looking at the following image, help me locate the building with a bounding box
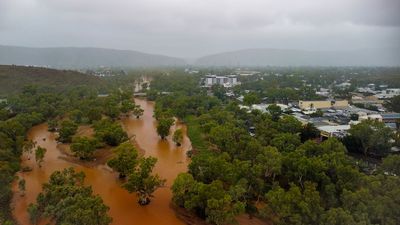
[204,75,239,88]
[298,100,349,110]
[351,95,383,105]
[316,88,330,97]
[381,113,400,123]
[318,125,351,138]
[358,113,383,122]
[336,82,351,89]
[374,89,400,99]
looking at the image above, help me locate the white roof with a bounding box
[318,125,350,134]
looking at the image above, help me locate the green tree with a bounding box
[256,146,282,180]
[268,104,282,121]
[94,119,128,146]
[156,117,174,139]
[300,123,320,142]
[381,155,400,176]
[18,178,26,196]
[321,208,357,225]
[35,146,46,167]
[27,168,112,225]
[385,95,400,112]
[70,136,98,160]
[123,157,165,205]
[27,204,39,225]
[23,139,36,154]
[87,107,102,123]
[211,84,226,101]
[107,142,138,178]
[173,129,184,146]
[47,119,58,132]
[310,109,324,117]
[70,109,84,123]
[132,105,144,119]
[263,182,323,225]
[271,133,301,153]
[348,119,393,156]
[277,115,302,134]
[120,100,135,115]
[58,120,78,143]
[206,194,245,225]
[103,100,120,119]
[243,92,260,106]
[172,174,245,225]
[171,173,197,207]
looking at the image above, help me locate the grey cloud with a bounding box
[0,0,399,57]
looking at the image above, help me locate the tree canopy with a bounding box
[27,168,112,225]
[123,157,165,205]
[107,142,138,178]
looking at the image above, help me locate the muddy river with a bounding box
[12,98,191,225]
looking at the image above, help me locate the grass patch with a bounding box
[184,115,208,152]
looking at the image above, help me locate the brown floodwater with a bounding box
[12,98,190,225]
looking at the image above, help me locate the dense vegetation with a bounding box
[1,66,399,225]
[0,65,105,96]
[27,168,112,225]
[0,67,143,224]
[149,72,400,225]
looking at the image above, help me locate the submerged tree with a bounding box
[70,136,98,160]
[94,119,128,146]
[23,139,36,154]
[27,168,112,225]
[58,120,78,143]
[173,129,184,146]
[156,117,174,139]
[18,178,26,196]
[27,204,39,225]
[47,119,58,132]
[132,105,144,119]
[35,146,46,167]
[107,142,138,178]
[123,157,165,205]
[120,100,136,115]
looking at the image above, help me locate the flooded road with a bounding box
[12,98,191,225]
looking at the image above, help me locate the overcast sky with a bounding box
[0,0,399,58]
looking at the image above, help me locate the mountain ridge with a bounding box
[1,45,399,68]
[195,48,400,67]
[0,45,186,68]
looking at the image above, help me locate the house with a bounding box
[298,100,349,110]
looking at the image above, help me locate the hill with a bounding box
[195,48,400,67]
[0,45,186,69]
[0,65,103,96]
